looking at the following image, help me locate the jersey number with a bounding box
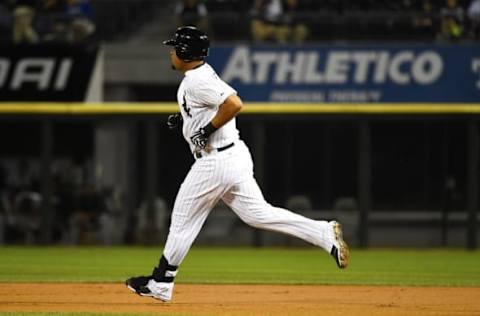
[182,93,192,117]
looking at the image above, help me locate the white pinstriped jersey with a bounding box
[177,63,239,153]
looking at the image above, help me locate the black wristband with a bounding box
[202,122,218,137]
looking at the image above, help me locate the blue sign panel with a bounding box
[208,44,480,102]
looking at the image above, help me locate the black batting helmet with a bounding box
[163,26,209,61]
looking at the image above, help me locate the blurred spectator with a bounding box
[250,0,308,43]
[41,0,69,43]
[68,183,107,244]
[65,0,95,44]
[174,0,209,31]
[41,0,95,44]
[10,0,39,43]
[11,159,38,190]
[251,0,289,42]
[98,186,125,246]
[11,190,42,244]
[0,158,115,245]
[283,0,309,43]
[468,0,480,38]
[134,197,167,244]
[0,160,42,244]
[51,162,76,241]
[438,0,465,41]
[413,0,438,38]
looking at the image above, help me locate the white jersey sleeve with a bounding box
[191,77,235,109]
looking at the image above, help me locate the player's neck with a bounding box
[181,60,205,73]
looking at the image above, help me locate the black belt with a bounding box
[194,142,234,159]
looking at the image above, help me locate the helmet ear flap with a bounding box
[175,43,190,61]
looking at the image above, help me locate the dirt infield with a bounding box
[1,283,479,315]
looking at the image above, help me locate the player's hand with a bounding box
[190,127,209,149]
[167,113,182,130]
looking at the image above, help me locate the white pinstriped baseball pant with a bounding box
[163,141,333,266]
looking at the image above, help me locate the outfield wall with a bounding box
[0,102,478,248]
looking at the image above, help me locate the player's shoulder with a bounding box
[185,64,221,88]
[187,63,218,77]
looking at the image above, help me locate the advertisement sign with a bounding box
[0,44,99,102]
[209,44,480,102]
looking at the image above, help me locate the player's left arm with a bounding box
[190,94,242,149]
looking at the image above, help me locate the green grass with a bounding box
[0,247,479,286]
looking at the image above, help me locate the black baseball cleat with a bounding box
[126,275,152,295]
[126,276,174,301]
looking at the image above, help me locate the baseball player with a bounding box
[126,26,349,302]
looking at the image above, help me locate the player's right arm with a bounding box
[190,94,242,149]
[210,94,242,129]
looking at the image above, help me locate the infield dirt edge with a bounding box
[1,283,480,316]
